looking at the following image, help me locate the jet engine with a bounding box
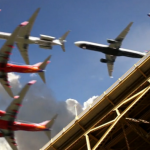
[107,39,117,44]
[100,58,108,63]
[39,45,52,49]
[39,35,55,49]
[40,34,55,41]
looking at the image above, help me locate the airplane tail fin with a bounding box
[38,55,51,83]
[59,30,70,52]
[41,114,58,140]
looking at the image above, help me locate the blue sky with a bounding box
[1,0,150,104]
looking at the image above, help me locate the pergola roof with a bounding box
[41,52,150,150]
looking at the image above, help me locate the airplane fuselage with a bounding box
[0,111,48,132]
[0,32,56,48]
[75,41,146,58]
[0,120,48,134]
[0,63,42,73]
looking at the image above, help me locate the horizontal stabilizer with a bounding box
[38,72,46,83]
[43,114,58,139]
[45,130,51,140]
[38,55,51,83]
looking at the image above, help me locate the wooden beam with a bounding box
[113,86,149,111]
[87,120,115,134]
[85,134,91,150]
[77,122,98,141]
[134,64,147,78]
[116,109,120,116]
[124,119,150,145]
[104,92,115,106]
[61,80,150,150]
[51,145,57,150]
[76,122,85,131]
[121,123,130,150]
[92,86,150,150]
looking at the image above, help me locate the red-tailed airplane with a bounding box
[0,21,51,98]
[0,80,57,150]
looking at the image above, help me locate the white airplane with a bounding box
[75,22,146,77]
[0,8,70,65]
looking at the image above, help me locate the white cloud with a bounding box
[30,73,37,77]
[8,73,21,88]
[66,95,99,115]
[66,99,82,115]
[0,138,11,150]
[83,95,98,110]
[0,73,21,98]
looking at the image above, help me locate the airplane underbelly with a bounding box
[104,48,119,55]
[119,51,144,58]
[82,44,106,52]
[94,47,119,55]
[6,66,36,73]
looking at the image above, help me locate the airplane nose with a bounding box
[74,42,81,47]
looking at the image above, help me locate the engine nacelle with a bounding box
[100,58,108,63]
[107,39,117,44]
[39,45,52,49]
[40,34,55,41]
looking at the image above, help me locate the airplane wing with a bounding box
[0,81,36,150]
[105,54,116,77]
[0,73,13,97]
[5,135,18,150]
[16,43,29,64]
[17,8,40,65]
[109,22,133,49]
[0,129,18,150]
[0,80,36,122]
[0,23,25,98]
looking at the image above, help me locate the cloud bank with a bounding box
[0,73,98,150]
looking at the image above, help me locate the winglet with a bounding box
[19,21,29,27]
[28,80,37,85]
[14,95,20,99]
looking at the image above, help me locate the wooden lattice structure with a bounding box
[41,52,150,150]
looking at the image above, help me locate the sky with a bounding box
[0,0,150,149]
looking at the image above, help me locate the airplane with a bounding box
[0,21,51,98]
[0,8,70,64]
[0,80,57,150]
[147,13,150,17]
[74,22,146,77]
